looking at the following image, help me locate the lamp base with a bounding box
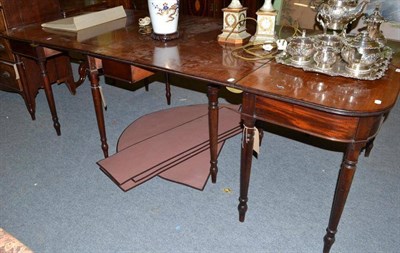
[218,6,250,45]
[218,30,251,45]
[250,34,277,45]
[250,9,278,45]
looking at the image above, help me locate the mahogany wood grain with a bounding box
[235,61,400,115]
[108,0,133,9]
[255,97,363,142]
[2,13,265,87]
[59,0,133,17]
[14,54,35,118]
[38,59,61,135]
[1,0,62,28]
[0,37,13,61]
[88,55,109,157]
[208,84,220,183]
[184,0,210,16]
[164,73,171,105]
[238,92,256,222]
[101,58,155,83]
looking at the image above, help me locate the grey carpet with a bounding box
[1,63,399,253]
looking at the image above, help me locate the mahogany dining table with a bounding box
[2,10,399,253]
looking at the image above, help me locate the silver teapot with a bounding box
[316,0,369,33]
[341,30,384,74]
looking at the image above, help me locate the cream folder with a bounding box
[41,5,126,32]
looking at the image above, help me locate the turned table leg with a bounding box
[238,116,256,222]
[208,84,219,183]
[38,59,61,136]
[323,142,364,253]
[165,73,171,105]
[238,92,257,222]
[87,56,108,158]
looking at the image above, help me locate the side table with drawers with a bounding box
[0,0,76,125]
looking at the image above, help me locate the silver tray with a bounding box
[275,46,393,80]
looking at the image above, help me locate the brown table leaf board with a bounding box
[97,104,241,191]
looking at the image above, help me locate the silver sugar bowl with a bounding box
[286,31,315,64]
[313,45,340,70]
[341,31,385,74]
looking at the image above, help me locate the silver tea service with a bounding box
[275,2,393,80]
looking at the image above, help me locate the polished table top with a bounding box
[236,58,400,116]
[3,10,399,116]
[2,10,266,87]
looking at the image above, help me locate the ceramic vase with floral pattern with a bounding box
[148,0,180,41]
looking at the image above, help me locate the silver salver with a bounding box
[275,45,393,80]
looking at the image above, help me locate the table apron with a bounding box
[248,96,384,143]
[101,58,155,84]
[9,40,62,60]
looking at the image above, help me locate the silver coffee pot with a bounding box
[364,5,386,44]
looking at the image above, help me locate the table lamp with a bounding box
[218,0,251,44]
[250,0,278,44]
